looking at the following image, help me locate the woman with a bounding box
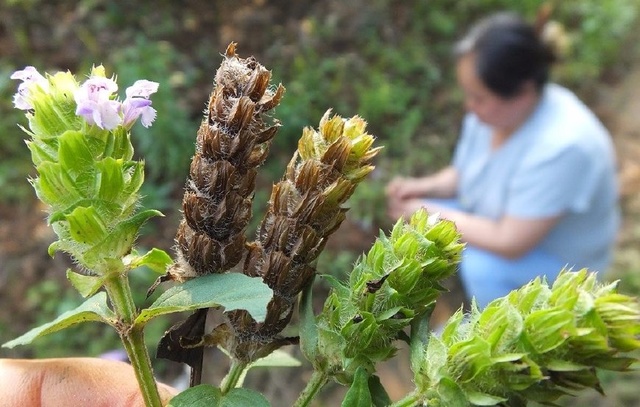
[386,12,620,308]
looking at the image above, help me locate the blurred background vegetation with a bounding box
[1,0,639,405]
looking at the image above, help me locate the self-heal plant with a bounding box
[4,64,273,407]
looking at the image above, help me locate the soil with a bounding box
[1,36,640,407]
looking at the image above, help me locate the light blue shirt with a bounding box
[452,83,620,273]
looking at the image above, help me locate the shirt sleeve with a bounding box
[506,145,598,218]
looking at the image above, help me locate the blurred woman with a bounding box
[386,12,619,308]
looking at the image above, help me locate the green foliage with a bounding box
[2,292,115,349]
[135,273,272,326]
[168,384,270,407]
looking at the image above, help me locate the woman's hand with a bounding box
[387,196,426,221]
[0,357,177,407]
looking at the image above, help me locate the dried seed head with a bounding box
[169,43,284,281]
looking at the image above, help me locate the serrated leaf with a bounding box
[135,273,272,326]
[342,366,372,407]
[2,292,114,348]
[168,385,221,407]
[66,269,105,297]
[422,335,447,384]
[35,162,82,208]
[128,248,173,274]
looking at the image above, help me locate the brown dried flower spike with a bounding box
[170,42,284,280]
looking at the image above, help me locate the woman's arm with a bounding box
[426,201,561,259]
[386,166,459,200]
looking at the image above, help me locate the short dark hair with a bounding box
[455,12,555,98]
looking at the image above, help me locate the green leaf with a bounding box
[342,366,372,407]
[436,377,468,407]
[135,273,272,326]
[546,359,589,372]
[524,308,574,353]
[128,248,173,274]
[220,388,270,407]
[168,385,221,407]
[66,269,105,297]
[466,391,507,406]
[299,277,319,362]
[422,335,448,385]
[410,307,432,374]
[2,292,114,348]
[368,375,392,407]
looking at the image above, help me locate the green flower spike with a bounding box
[292,209,463,407]
[316,210,462,379]
[412,269,640,407]
[13,65,161,282]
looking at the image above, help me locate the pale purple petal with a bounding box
[125,80,159,99]
[121,80,159,128]
[74,76,118,106]
[13,85,33,110]
[10,66,46,82]
[74,76,121,129]
[10,66,49,110]
[139,106,157,128]
[93,100,122,130]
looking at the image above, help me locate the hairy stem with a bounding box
[220,359,248,395]
[104,274,162,407]
[389,391,423,407]
[293,369,330,407]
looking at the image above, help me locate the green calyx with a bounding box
[418,269,640,406]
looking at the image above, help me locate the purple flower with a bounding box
[10,66,49,110]
[122,80,159,128]
[74,76,122,130]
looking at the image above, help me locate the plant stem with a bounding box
[104,273,163,407]
[389,391,423,407]
[220,359,248,394]
[293,369,330,407]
